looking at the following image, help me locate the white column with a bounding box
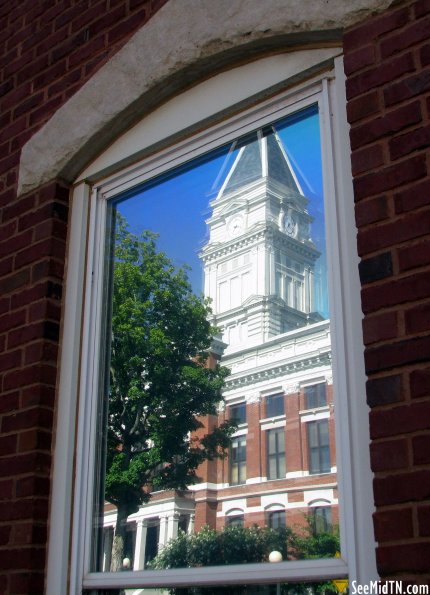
[158,515,168,550]
[133,519,148,571]
[166,513,180,543]
[188,514,195,535]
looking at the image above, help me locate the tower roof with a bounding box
[219,126,303,199]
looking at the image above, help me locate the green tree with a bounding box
[105,216,235,570]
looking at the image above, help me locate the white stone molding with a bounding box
[18,0,393,196]
[245,392,261,404]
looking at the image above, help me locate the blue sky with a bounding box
[115,104,329,317]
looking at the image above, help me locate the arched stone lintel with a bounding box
[18,0,394,196]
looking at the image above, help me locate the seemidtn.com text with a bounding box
[351,582,429,595]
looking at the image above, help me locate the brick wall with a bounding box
[344,0,430,582]
[0,2,167,594]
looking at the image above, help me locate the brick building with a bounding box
[1,0,430,593]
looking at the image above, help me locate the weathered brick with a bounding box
[346,90,380,124]
[394,179,430,213]
[410,367,430,399]
[374,470,430,506]
[359,252,393,284]
[362,310,398,345]
[380,15,430,58]
[384,68,430,107]
[405,303,430,335]
[377,543,430,575]
[1,405,54,433]
[346,52,415,100]
[350,101,422,150]
[355,195,389,227]
[343,7,410,52]
[389,124,430,161]
[370,438,408,471]
[366,374,403,408]
[358,208,430,255]
[351,143,385,175]
[370,401,430,439]
[365,335,430,373]
[374,507,413,542]
[412,433,430,465]
[421,42,430,67]
[417,504,430,536]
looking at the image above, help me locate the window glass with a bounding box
[266,428,286,480]
[265,394,285,418]
[230,402,246,424]
[307,420,331,474]
[267,510,286,530]
[90,105,339,577]
[304,383,327,409]
[313,506,333,534]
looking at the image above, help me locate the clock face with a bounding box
[284,214,297,237]
[228,216,244,238]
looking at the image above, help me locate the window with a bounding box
[48,54,377,593]
[307,420,331,474]
[312,506,332,534]
[230,436,247,485]
[304,383,327,409]
[267,510,286,530]
[265,394,284,418]
[266,428,286,480]
[226,513,245,527]
[230,402,246,424]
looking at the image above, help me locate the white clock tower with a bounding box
[200,126,322,353]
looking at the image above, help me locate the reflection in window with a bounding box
[312,506,332,534]
[307,420,331,474]
[230,402,247,424]
[266,394,285,418]
[304,383,327,409]
[230,436,247,485]
[267,509,286,530]
[92,105,338,576]
[267,428,286,480]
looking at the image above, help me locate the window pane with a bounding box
[92,105,340,576]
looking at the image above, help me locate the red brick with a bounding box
[0,256,13,277]
[10,281,62,310]
[418,504,430,536]
[365,335,430,373]
[108,7,148,44]
[0,309,26,333]
[374,470,430,506]
[0,151,20,176]
[51,30,87,63]
[1,81,32,111]
[355,195,389,227]
[1,269,31,295]
[366,374,404,408]
[374,507,413,542]
[17,201,68,233]
[343,7,410,52]
[347,90,381,124]
[410,367,430,398]
[350,101,422,150]
[25,340,58,366]
[358,208,430,255]
[380,15,430,58]
[7,322,46,349]
[405,302,430,335]
[389,124,430,161]
[12,91,44,119]
[394,179,430,213]
[377,542,430,575]
[346,52,415,100]
[0,435,17,458]
[421,42,430,67]
[33,60,67,90]
[370,438,408,471]
[0,349,22,371]
[54,2,87,30]
[344,44,376,76]
[413,433,430,465]
[370,401,430,439]
[21,384,55,409]
[0,452,51,478]
[18,428,52,452]
[1,405,54,433]
[416,0,430,17]
[70,1,107,33]
[384,67,430,107]
[0,391,19,414]
[16,476,50,499]
[351,143,385,175]
[0,478,14,500]
[47,67,82,97]
[31,258,65,283]
[362,310,398,345]
[14,237,66,269]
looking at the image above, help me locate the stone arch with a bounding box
[18,0,392,195]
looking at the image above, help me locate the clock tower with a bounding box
[200,126,323,353]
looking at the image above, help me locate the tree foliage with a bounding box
[150,521,339,594]
[105,216,235,558]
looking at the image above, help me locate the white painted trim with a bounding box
[45,182,90,595]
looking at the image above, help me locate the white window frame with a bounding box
[47,55,377,594]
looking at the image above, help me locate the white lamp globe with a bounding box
[269,550,283,563]
[122,557,131,569]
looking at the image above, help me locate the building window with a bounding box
[312,506,332,534]
[307,420,330,474]
[265,394,284,418]
[267,510,286,530]
[230,436,247,485]
[230,402,246,424]
[267,428,286,480]
[226,513,244,527]
[49,53,377,592]
[304,383,327,409]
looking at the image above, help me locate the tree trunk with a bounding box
[110,505,129,572]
